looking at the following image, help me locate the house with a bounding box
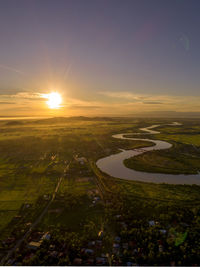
[160,229,167,234]
[41,232,51,241]
[84,248,94,255]
[27,241,41,250]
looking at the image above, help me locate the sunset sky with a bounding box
[0,0,200,116]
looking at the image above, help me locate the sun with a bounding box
[46,92,62,109]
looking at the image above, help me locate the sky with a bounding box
[0,0,200,116]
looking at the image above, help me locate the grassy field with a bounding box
[40,173,104,233]
[157,124,200,146]
[124,146,200,174]
[0,158,57,230]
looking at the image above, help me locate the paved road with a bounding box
[1,164,69,265]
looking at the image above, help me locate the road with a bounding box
[1,164,69,265]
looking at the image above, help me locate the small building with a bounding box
[84,248,94,255]
[160,229,167,234]
[27,241,41,250]
[41,232,51,241]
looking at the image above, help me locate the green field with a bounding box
[124,122,200,174]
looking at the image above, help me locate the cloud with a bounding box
[99,91,168,104]
[99,91,143,100]
[142,101,163,104]
[70,105,101,109]
[13,92,45,100]
[1,89,200,116]
[0,64,24,75]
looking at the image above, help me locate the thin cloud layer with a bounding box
[1,89,200,116]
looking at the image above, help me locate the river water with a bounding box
[96,123,200,184]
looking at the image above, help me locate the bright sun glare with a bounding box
[46,92,62,109]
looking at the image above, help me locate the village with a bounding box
[0,154,197,266]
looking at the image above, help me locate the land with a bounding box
[124,123,200,174]
[0,117,199,265]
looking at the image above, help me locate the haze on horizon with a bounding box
[0,0,200,117]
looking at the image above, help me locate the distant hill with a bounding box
[5,120,24,126]
[129,111,200,118]
[33,116,114,124]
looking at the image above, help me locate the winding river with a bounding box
[96,122,200,185]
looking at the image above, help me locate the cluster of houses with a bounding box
[27,232,51,250]
[4,215,189,266]
[24,229,109,265]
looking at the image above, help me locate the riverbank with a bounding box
[97,124,200,184]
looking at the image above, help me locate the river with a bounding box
[96,122,200,185]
